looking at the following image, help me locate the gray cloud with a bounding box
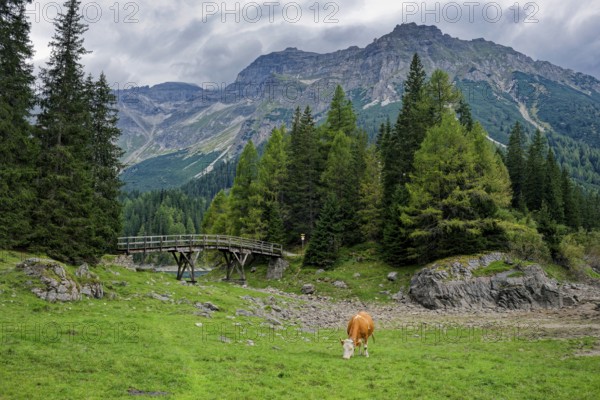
[28,0,600,88]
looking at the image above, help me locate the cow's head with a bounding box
[340,338,355,359]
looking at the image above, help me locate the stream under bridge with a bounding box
[117,235,283,284]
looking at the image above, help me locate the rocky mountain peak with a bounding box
[390,22,443,37]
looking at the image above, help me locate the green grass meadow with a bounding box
[0,251,598,399]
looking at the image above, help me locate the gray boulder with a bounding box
[202,302,220,311]
[387,272,398,282]
[333,280,348,289]
[301,284,316,295]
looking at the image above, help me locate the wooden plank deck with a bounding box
[117,234,283,257]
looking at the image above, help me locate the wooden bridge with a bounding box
[117,235,283,284]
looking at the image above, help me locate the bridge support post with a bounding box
[171,251,200,283]
[222,250,253,284]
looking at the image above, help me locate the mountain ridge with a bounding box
[116,23,600,192]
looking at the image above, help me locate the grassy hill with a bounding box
[0,250,598,399]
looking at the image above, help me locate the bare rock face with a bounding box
[409,253,576,310]
[266,258,289,280]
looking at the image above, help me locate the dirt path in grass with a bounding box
[250,284,600,341]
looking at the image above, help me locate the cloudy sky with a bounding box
[28,0,600,88]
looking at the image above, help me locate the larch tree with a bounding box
[229,140,260,237]
[393,114,511,264]
[256,126,288,243]
[201,190,232,235]
[425,69,462,125]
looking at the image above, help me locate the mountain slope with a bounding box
[116,23,600,191]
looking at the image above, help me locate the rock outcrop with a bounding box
[75,264,104,299]
[409,253,577,310]
[266,258,289,280]
[17,259,104,302]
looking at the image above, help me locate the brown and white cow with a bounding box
[340,311,374,359]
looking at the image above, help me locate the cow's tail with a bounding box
[371,333,375,343]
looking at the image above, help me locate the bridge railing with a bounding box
[117,234,283,256]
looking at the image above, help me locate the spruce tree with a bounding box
[321,130,363,244]
[325,85,357,138]
[0,0,36,248]
[265,202,285,244]
[561,168,581,229]
[505,122,526,209]
[34,0,97,262]
[86,72,123,254]
[284,107,321,243]
[319,86,365,245]
[543,149,564,223]
[303,194,342,269]
[358,146,383,241]
[523,130,546,212]
[382,53,427,203]
[457,96,474,131]
[376,118,391,149]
